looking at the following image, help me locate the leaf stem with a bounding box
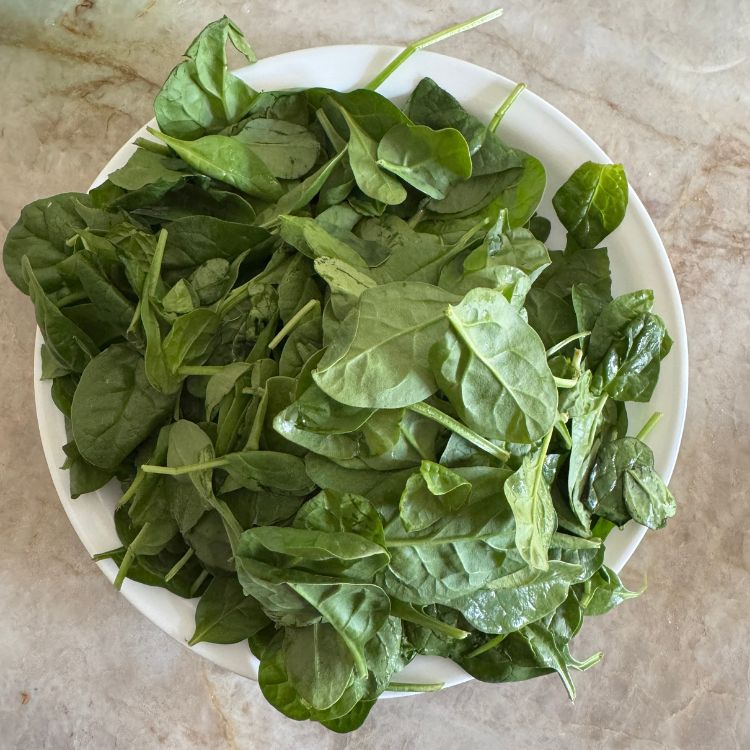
[553,375,579,389]
[55,291,89,308]
[217,265,277,316]
[408,207,426,228]
[364,7,504,90]
[554,415,573,449]
[390,598,470,639]
[92,546,126,562]
[635,411,662,442]
[571,651,603,672]
[164,547,194,582]
[148,229,168,298]
[134,136,172,156]
[117,468,145,508]
[386,681,445,693]
[531,427,554,499]
[488,82,526,133]
[241,386,266,396]
[178,365,226,377]
[406,402,510,463]
[189,569,210,597]
[114,522,151,590]
[464,632,507,659]
[141,458,229,475]
[546,331,590,358]
[268,299,319,349]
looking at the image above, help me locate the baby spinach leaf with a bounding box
[189,575,269,645]
[283,624,356,711]
[592,312,671,402]
[399,460,472,532]
[552,162,628,249]
[235,118,320,179]
[23,258,99,373]
[581,565,642,616]
[587,437,676,528]
[431,288,557,443]
[504,434,557,570]
[71,345,175,470]
[336,107,406,206]
[3,192,87,295]
[289,582,390,678]
[150,130,283,200]
[406,77,486,153]
[314,282,458,408]
[381,467,515,605]
[155,16,257,140]
[62,440,114,498]
[376,123,472,200]
[222,451,315,495]
[107,147,189,192]
[587,289,654,367]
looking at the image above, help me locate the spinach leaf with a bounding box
[189,575,269,645]
[587,437,676,528]
[552,162,628,249]
[504,434,557,570]
[3,192,87,295]
[71,345,175,470]
[235,118,320,179]
[155,16,257,139]
[313,282,458,408]
[431,288,557,443]
[376,124,472,200]
[23,257,99,373]
[150,130,284,200]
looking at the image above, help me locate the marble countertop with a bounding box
[1,1,748,748]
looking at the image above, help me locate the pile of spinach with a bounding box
[3,12,676,733]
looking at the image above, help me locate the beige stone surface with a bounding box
[0,1,748,747]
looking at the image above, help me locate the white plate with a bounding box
[33,44,688,695]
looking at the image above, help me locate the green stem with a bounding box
[408,206,426,228]
[114,522,151,590]
[554,415,572,450]
[553,375,579,389]
[148,229,168,298]
[92,546,125,562]
[134,136,172,156]
[268,299,319,349]
[390,598,470,639]
[488,82,526,133]
[245,393,268,452]
[546,331,590,358]
[241,386,266,397]
[531,427,554,498]
[636,411,662,442]
[386,681,444,693]
[179,365,226,377]
[117,469,145,508]
[141,458,229,476]
[189,569,210,597]
[365,7,504,90]
[55,291,89,308]
[217,266,275,316]
[407,402,510,463]
[572,651,603,672]
[126,299,142,337]
[571,347,584,372]
[316,108,347,151]
[591,517,615,541]
[464,633,507,659]
[164,548,194,582]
